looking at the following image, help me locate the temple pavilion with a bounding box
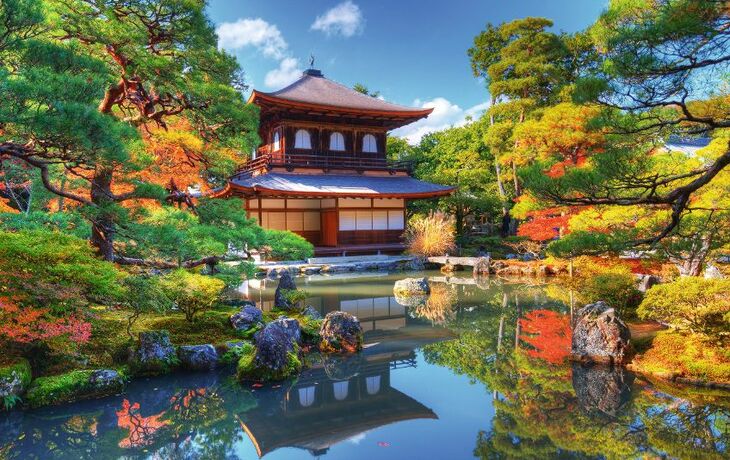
[219,68,454,256]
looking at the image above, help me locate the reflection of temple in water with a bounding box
[243,273,425,334]
[240,335,447,458]
[238,275,453,457]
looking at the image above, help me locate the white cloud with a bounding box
[311,1,364,37]
[217,18,287,59]
[391,98,490,144]
[264,57,303,88]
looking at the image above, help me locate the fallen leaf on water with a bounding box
[377,442,390,447]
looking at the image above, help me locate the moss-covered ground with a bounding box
[630,331,730,385]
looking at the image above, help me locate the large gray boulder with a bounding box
[320,311,363,353]
[393,277,430,296]
[265,317,302,347]
[302,305,322,320]
[571,301,632,365]
[274,271,298,310]
[130,330,178,375]
[237,322,302,382]
[230,304,264,331]
[89,369,125,390]
[177,345,219,371]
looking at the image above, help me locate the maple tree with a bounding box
[518,310,571,365]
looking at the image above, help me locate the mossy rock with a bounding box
[25,369,126,409]
[236,343,302,382]
[128,330,180,376]
[0,359,32,410]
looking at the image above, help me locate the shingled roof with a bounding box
[248,69,433,117]
[230,172,454,198]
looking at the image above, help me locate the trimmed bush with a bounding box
[160,270,225,322]
[638,277,730,339]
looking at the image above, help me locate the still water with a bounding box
[1,271,728,459]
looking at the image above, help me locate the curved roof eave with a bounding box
[248,91,434,120]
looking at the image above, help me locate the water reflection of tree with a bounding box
[423,289,730,459]
[412,283,458,326]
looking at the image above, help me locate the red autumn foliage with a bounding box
[517,208,573,242]
[0,296,91,344]
[116,399,171,448]
[519,309,572,365]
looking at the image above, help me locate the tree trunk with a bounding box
[90,167,116,261]
[674,234,712,277]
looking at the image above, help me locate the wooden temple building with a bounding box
[221,68,454,256]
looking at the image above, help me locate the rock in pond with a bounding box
[274,271,299,310]
[26,369,125,408]
[571,301,632,365]
[230,303,264,331]
[473,256,491,276]
[178,344,219,371]
[237,323,302,382]
[572,363,634,417]
[129,330,179,375]
[393,277,430,296]
[262,317,302,347]
[302,305,322,320]
[320,311,364,353]
[0,359,32,409]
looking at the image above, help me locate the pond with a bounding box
[1,271,728,459]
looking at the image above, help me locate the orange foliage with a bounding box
[517,207,574,242]
[0,296,91,344]
[519,309,572,365]
[116,399,170,448]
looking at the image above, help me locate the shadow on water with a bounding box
[0,271,728,459]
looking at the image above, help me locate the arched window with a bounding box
[330,132,345,151]
[294,129,311,149]
[362,134,378,153]
[333,381,349,401]
[366,375,381,395]
[298,386,316,407]
[272,130,281,151]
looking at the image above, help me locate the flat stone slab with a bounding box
[256,255,417,277]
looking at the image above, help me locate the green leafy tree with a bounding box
[408,122,500,236]
[159,269,225,323]
[524,0,730,249]
[469,18,577,235]
[0,0,259,262]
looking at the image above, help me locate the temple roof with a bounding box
[229,172,455,198]
[248,69,433,119]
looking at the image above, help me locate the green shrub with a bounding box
[637,278,730,339]
[578,266,641,315]
[160,270,225,322]
[632,331,730,383]
[0,359,32,410]
[262,229,314,261]
[0,229,123,313]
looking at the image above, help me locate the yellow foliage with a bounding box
[404,212,456,257]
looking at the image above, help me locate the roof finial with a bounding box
[309,53,315,69]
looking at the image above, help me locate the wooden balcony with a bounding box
[235,151,413,176]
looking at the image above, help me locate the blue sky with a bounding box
[208,0,607,142]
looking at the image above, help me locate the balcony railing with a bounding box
[235,152,413,176]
